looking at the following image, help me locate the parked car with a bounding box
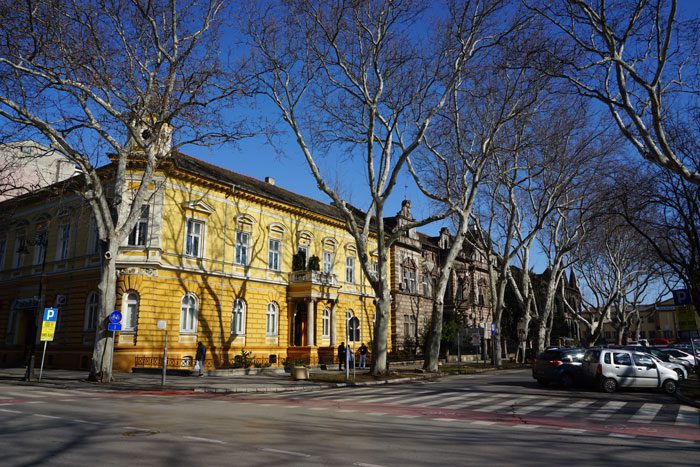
[622,346,689,381]
[532,348,585,388]
[582,348,679,394]
[660,348,698,368]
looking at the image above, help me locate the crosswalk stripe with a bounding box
[6,392,43,399]
[627,403,663,424]
[392,393,448,406]
[513,398,561,415]
[547,399,597,417]
[474,395,537,412]
[421,393,474,407]
[588,401,627,420]
[444,394,511,410]
[675,406,700,426]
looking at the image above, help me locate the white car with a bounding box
[582,348,679,394]
[661,348,697,368]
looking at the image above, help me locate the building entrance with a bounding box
[292,302,307,346]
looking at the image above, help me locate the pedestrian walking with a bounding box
[358,342,368,369]
[338,342,346,371]
[195,341,206,377]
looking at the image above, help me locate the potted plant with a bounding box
[285,358,309,380]
[307,255,320,271]
[292,253,306,271]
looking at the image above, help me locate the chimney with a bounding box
[265,177,276,185]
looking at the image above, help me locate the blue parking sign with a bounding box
[43,308,58,322]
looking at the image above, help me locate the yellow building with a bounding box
[0,152,381,372]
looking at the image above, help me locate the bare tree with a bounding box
[528,0,700,184]
[409,29,541,371]
[615,164,700,318]
[0,0,242,381]
[243,0,513,375]
[568,221,658,345]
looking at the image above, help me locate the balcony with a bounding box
[287,270,340,300]
[289,270,338,287]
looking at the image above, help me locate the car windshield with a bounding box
[583,350,600,363]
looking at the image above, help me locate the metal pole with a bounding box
[161,330,168,386]
[38,341,48,382]
[24,235,47,382]
[345,318,349,382]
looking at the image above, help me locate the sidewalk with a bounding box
[0,367,342,394]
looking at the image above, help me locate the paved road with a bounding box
[1,369,698,466]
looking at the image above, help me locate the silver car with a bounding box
[661,348,698,368]
[582,348,679,394]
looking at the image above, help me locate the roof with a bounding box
[172,151,348,223]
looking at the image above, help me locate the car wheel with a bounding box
[601,377,617,393]
[560,373,574,389]
[662,379,677,394]
[674,369,685,381]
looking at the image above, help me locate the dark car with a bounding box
[532,348,585,388]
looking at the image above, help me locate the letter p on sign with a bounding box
[43,307,58,322]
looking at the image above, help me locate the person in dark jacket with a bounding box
[195,342,206,377]
[338,342,346,371]
[358,342,368,369]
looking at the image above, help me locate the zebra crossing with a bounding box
[261,385,700,428]
[0,387,104,405]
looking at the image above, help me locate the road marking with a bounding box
[354,463,388,467]
[419,393,470,407]
[27,401,47,404]
[609,433,635,439]
[183,435,226,445]
[627,403,663,424]
[32,390,72,397]
[397,414,420,419]
[589,401,626,420]
[33,414,61,419]
[283,405,299,409]
[339,409,357,413]
[474,395,537,412]
[261,448,311,458]
[514,424,541,429]
[560,428,587,434]
[310,407,325,411]
[433,418,457,422]
[665,438,694,444]
[548,399,596,417]
[470,421,496,426]
[367,412,387,416]
[0,408,21,413]
[59,399,77,402]
[513,398,560,415]
[396,393,449,406]
[444,394,509,410]
[675,406,700,426]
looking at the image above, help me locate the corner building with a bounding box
[0,152,380,371]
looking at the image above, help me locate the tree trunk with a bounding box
[89,243,117,382]
[371,281,392,376]
[518,313,531,363]
[423,299,445,372]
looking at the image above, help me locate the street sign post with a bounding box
[38,308,58,381]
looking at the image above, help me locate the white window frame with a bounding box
[56,223,71,261]
[127,205,150,247]
[266,302,278,336]
[323,251,333,274]
[185,219,204,257]
[268,238,281,271]
[123,291,139,331]
[231,298,246,336]
[235,231,250,265]
[297,245,309,266]
[322,308,330,338]
[345,256,355,283]
[32,232,47,266]
[180,293,198,333]
[402,265,416,293]
[84,291,99,331]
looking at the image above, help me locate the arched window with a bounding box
[123,291,139,331]
[180,293,198,333]
[266,302,278,336]
[346,310,360,342]
[322,308,331,338]
[231,298,246,335]
[84,291,99,331]
[456,278,465,301]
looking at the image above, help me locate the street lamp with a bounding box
[20,231,49,381]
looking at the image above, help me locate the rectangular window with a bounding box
[322,309,330,337]
[323,251,333,274]
[14,233,26,268]
[0,238,6,270]
[185,219,204,257]
[87,224,100,255]
[32,232,47,266]
[235,231,250,265]
[345,256,355,283]
[56,223,70,260]
[268,239,281,270]
[402,268,416,293]
[297,245,309,266]
[127,205,149,246]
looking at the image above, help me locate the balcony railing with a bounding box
[289,270,338,287]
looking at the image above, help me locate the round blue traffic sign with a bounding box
[109,310,122,324]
